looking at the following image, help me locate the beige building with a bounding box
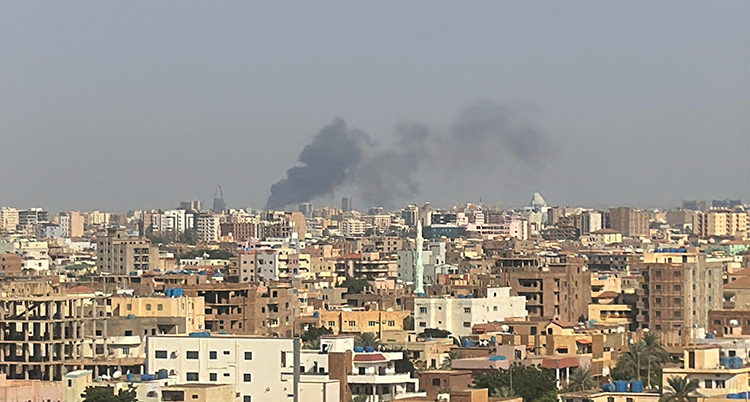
[694,209,748,238]
[663,346,750,398]
[319,309,410,336]
[59,211,84,238]
[608,207,650,238]
[580,229,622,247]
[111,296,205,333]
[0,207,19,234]
[96,228,159,274]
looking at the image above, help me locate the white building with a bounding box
[0,207,19,233]
[414,287,527,337]
[340,219,365,237]
[580,211,603,235]
[151,209,191,234]
[196,214,222,242]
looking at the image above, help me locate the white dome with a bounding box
[530,192,547,208]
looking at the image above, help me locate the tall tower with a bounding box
[213,185,226,213]
[414,219,425,296]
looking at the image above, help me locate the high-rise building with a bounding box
[178,200,203,212]
[341,197,353,212]
[17,208,49,235]
[608,206,650,237]
[212,185,226,213]
[579,211,603,234]
[58,211,84,238]
[96,228,159,274]
[0,207,19,234]
[196,213,222,242]
[693,209,748,238]
[298,202,313,219]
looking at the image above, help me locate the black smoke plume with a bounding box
[265,100,549,210]
[265,118,370,210]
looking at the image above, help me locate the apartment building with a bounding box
[196,213,222,242]
[496,254,591,322]
[318,309,410,336]
[663,345,750,398]
[694,209,748,238]
[635,248,723,345]
[0,207,19,234]
[414,287,527,337]
[96,228,159,274]
[340,219,365,237]
[608,207,650,237]
[146,335,297,402]
[59,211,84,238]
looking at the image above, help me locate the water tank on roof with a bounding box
[141,374,155,381]
[457,294,464,299]
[602,383,614,392]
[722,356,731,367]
[488,355,506,361]
[630,380,643,392]
[364,346,375,353]
[706,333,715,339]
[158,369,168,379]
[463,338,472,348]
[126,373,134,382]
[614,380,628,392]
[313,311,320,318]
[354,347,364,353]
[166,289,173,297]
[731,357,743,369]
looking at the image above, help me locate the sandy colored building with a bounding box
[319,309,410,336]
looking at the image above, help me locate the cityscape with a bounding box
[1,2,748,402]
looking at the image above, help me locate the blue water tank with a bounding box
[630,380,643,392]
[175,288,184,297]
[141,374,155,381]
[722,356,731,367]
[126,373,134,382]
[731,356,743,368]
[490,336,497,345]
[158,369,168,379]
[614,380,628,392]
[738,392,748,399]
[489,355,506,361]
[729,394,742,399]
[189,331,210,337]
[706,333,715,339]
[166,289,173,297]
[602,383,615,392]
[364,346,375,353]
[354,347,364,353]
[457,294,464,299]
[463,338,472,348]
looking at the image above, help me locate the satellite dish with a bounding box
[730,319,740,327]
[501,325,510,333]
[112,371,122,379]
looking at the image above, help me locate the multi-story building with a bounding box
[496,254,591,322]
[220,222,258,241]
[146,335,298,402]
[96,228,159,274]
[635,248,724,345]
[196,213,222,242]
[86,210,111,226]
[579,211,603,235]
[318,309,410,336]
[17,208,49,235]
[0,207,19,234]
[151,209,191,234]
[341,219,365,237]
[414,287,527,337]
[59,211,84,238]
[694,209,748,238]
[608,207,650,237]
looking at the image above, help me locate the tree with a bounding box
[355,332,381,349]
[613,335,668,388]
[178,228,199,245]
[82,386,138,402]
[616,341,649,381]
[338,278,371,294]
[301,325,333,347]
[440,351,463,370]
[659,376,700,402]
[421,328,452,339]
[473,364,557,402]
[566,367,596,392]
[352,395,369,402]
[643,332,668,389]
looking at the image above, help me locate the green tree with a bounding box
[473,364,557,402]
[615,341,649,381]
[301,325,333,349]
[643,332,668,389]
[659,376,700,402]
[355,332,381,349]
[566,367,596,392]
[352,395,369,402]
[178,228,199,245]
[338,278,371,294]
[440,351,463,370]
[82,386,138,402]
[421,328,451,339]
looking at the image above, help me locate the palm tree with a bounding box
[303,338,321,350]
[493,386,515,398]
[567,367,596,392]
[618,341,649,380]
[643,332,668,388]
[355,332,381,349]
[659,376,700,402]
[440,351,463,370]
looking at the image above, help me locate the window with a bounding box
[674,285,682,292]
[348,321,356,326]
[463,322,471,328]
[655,285,662,291]
[494,306,498,311]
[714,320,722,325]
[146,304,152,311]
[387,320,395,327]
[655,311,661,317]
[186,372,199,381]
[419,307,427,314]
[210,351,217,359]
[464,307,471,314]
[716,380,726,388]
[674,298,682,305]
[158,304,163,311]
[244,352,253,360]
[192,395,198,399]
[626,398,634,402]
[224,373,230,377]
[368,321,377,327]
[419,322,426,327]
[155,350,168,359]
[655,270,662,278]
[244,397,251,402]
[124,330,133,336]
[126,304,132,311]
[210,373,217,381]
[432,379,441,386]
[186,351,199,359]
[655,298,662,305]
[359,367,366,375]
[607,398,615,402]
[224,351,230,355]
[328,321,336,327]
[243,373,252,382]
[674,311,682,318]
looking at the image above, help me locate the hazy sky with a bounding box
[1,2,748,212]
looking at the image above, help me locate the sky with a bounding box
[1,2,748,212]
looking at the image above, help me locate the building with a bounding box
[694,209,748,238]
[342,197,353,212]
[318,310,410,336]
[341,219,365,237]
[636,249,724,345]
[0,207,19,234]
[663,345,750,398]
[196,213,222,242]
[580,229,622,247]
[299,203,314,219]
[59,211,84,238]
[0,253,23,274]
[496,255,591,322]
[414,287,527,337]
[608,207,649,237]
[146,335,298,402]
[579,211,603,235]
[96,228,159,275]
[17,208,49,235]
